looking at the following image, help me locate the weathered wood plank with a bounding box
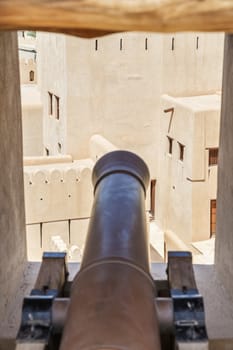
[15,343,46,350]
[167,252,197,291]
[210,338,233,350]
[176,342,209,350]
[0,0,232,37]
[34,253,67,293]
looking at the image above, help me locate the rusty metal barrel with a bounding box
[60,150,161,350]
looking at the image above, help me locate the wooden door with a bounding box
[210,199,216,237]
[150,179,156,219]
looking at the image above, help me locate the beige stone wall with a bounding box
[19,59,37,84]
[37,32,67,156]
[157,96,193,243]
[158,94,220,244]
[22,107,43,155]
[37,32,223,177]
[162,33,224,96]
[24,159,94,261]
[64,33,163,177]
[21,85,43,156]
[24,163,93,223]
[34,32,223,253]
[24,154,72,166]
[0,32,26,334]
[18,32,37,85]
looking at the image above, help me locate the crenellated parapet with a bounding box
[24,160,94,261]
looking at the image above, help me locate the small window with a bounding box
[150,179,156,218]
[209,148,218,166]
[29,70,34,82]
[58,142,62,153]
[171,37,175,50]
[48,92,53,115]
[54,95,60,120]
[167,136,173,154]
[120,38,123,50]
[45,148,49,156]
[178,142,185,161]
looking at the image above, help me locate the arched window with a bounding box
[29,70,35,82]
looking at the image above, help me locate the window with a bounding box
[29,70,34,82]
[45,147,49,156]
[209,148,218,166]
[48,92,60,119]
[58,142,62,153]
[171,37,175,50]
[120,38,123,50]
[48,92,53,115]
[178,142,185,161]
[54,95,60,120]
[150,179,156,219]
[167,136,173,154]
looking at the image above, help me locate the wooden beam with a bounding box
[0,0,232,38]
[16,344,46,350]
[167,252,197,291]
[176,342,208,350]
[34,252,67,294]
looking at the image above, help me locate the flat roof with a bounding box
[163,93,221,112]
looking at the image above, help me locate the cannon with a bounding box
[16,150,208,350]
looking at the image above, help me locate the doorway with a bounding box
[210,199,217,237]
[150,179,156,219]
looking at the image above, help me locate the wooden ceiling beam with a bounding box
[0,0,232,37]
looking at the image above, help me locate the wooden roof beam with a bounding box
[0,0,232,38]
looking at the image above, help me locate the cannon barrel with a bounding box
[16,150,208,349]
[60,150,161,350]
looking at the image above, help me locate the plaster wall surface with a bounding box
[37,32,67,156]
[32,32,224,257]
[18,32,37,85]
[24,155,72,166]
[0,32,26,335]
[37,32,223,179]
[24,158,94,261]
[216,34,233,299]
[24,160,93,224]
[19,59,37,84]
[64,33,163,177]
[21,85,43,156]
[157,94,220,244]
[162,33,224,96]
